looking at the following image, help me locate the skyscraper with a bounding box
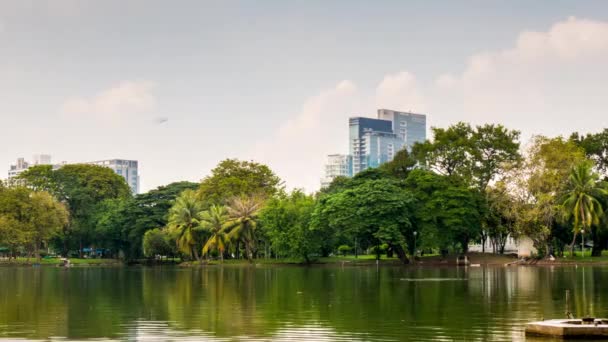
[349,117,394,175]
[322,109,427,186]
[377,109,427,151]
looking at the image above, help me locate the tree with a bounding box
[311,179,414,263]
[200,205,230,263]
[561,162,607,256]
[259,190,318,263]
[470,124,521,191]
[380,148,417,179]
[412,122,474,179]
[119,181,199,259]
[142,228,175,259]
[507,136,587,256]
[571,129,608,177]
[0,186,68,261]
[403,169,483,256]
[485,183,519,254]
[226,195,263,262]
[19,164,131,257]
[0,215,27,260]
[16,165,58,193]
[198,159,282,205]
[431,186,484,254]
[28,191,69,262]
[167,190,204,262]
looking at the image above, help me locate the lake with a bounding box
[0,265,606,341]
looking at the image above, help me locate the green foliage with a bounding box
[226,195,263,261]
[379,149,417,179]
[485,182,519,254]
[413,122,520,191]
[312,178,414,263]
[413,122,474,178]
[259,190,318,262]
[123,181,199,259]
[200,205,230,262]
[19,164,132,256]
[167,189,205,261]
[0,186,68,261]
[404,169,483,255]
[337,245,352,256]
[571,129,608,176]
[142,228,175,258]
[561,161,607,255]
[470,124,521,190]
[198,159,282,205]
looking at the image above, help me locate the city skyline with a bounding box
[1,1,608,192]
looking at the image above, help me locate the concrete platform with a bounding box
[526,319,608,338]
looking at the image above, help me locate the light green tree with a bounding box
[200,205,230,263]
[226,195,263,262]
[561,162,607,256]
[167,190,204,261]
[29,191,69,262]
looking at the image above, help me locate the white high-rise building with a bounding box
[6,156,140,194]
[321,154,352,188]
[87,159,140,194]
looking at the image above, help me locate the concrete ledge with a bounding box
[526,319,608,338]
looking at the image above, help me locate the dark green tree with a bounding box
[259,190,318,263]
[311,179,414,263]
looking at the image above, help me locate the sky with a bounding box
[1,0,607,192]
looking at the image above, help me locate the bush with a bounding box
[338,245,352,256]
[142,228,174,258]
[370,244,388,259]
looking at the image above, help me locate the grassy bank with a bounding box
[4,251,608,267]
[0,257,122,266]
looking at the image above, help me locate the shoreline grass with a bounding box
[4,251,608,267]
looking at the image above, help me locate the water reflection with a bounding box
[1,265,607,341]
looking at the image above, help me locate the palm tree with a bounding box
[168,189,204,262]
[561,162,607,257]
[200,205,230,263]
[226,195,263,262]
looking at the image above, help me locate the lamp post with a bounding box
[581,229,585,258]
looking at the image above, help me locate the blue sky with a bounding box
[1,0,607,192]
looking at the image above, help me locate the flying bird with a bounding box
[154,117,169,124]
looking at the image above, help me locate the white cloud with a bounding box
[431,17,608,135]
[375,71,427,113]
[250,74,429,193]
[62,81,157,125]
[250,17,608,193]
[249,80,362,192]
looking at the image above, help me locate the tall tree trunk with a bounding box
[462,238,469,254]
[192,246,201,262]
[245,243,253,263]
[392,244,410,264]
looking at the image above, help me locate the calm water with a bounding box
[0,265,607,341]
